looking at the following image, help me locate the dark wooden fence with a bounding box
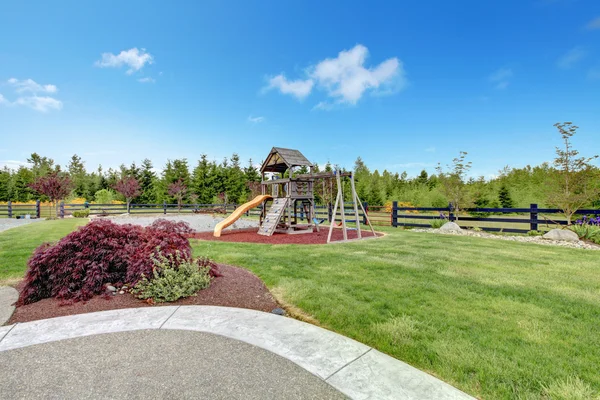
[391,202,600,234]
[4,199,599,235]
[0,201,41,219]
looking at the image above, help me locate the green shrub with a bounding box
[527,230,543,236]
[571,225,600,244]
[72,209,90,218]
[430,219,445,229]
[131,251,212,303]
[94,189,116,205]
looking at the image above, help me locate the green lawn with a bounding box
[191,228,600,400]
[0,219,87,284]
[2,221,600,399]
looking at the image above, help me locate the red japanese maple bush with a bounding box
[17,219,195,305]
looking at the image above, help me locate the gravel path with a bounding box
[103,214,259,233]
[0,218,45,233]
[411,227,600,250]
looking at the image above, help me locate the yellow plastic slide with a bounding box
[213,195,272,237]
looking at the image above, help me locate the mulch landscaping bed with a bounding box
[8,264,279,324]
[190,227,382,244]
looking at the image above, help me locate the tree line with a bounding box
[1,123,598,217]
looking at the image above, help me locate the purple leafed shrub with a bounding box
[18,219,194,305]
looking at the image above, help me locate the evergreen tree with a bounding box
[67,154,88,198]
[139,159,157,203]
[192,155,214,204]
[0,168,11,201]
[27,153,56,178]
[498,184,514,208]
[13,166,35,202]
[225,153,246,203]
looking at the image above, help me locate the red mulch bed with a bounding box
[190,227,382,244]
[9,264,279,324]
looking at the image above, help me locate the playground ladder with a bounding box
[258,198,289,236]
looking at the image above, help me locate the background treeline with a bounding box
[1,152,599,209]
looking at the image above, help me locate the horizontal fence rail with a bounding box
[391,201,600,233]
[3,200,598,235]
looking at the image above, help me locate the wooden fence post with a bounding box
[362,202,368,225]
[328,202,333,222]
[448,203,455,222]
[163,201,167,215]
[36,200,40,218]
[392,201,398,227]
[530,203,538,232]
[59,201,65,219]
[7,201,12,218]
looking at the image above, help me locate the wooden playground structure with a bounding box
[214,147,375,243]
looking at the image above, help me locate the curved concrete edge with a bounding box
[0,286,18,325]
[0,306,474,400]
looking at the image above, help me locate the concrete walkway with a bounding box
[0,306,475,400]
[0,286,18,325]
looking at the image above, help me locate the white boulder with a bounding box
[439,222,463,233]
[542,228,580,242]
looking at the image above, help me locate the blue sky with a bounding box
[1,0,599,178]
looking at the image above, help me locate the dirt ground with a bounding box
[189,227,382,244]
[9,264,279,324]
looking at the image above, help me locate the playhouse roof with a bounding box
[260,147,312,173]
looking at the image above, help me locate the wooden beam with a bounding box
[349,173,362,239]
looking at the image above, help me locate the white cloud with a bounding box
[557,46,586,69]
[137,77,155,83]
[265,74,314,99]
[588,67,600,80]
[585,16,600,30]
[311,44,404,104]
[425,147,436,153]
[95,48,154,74]
[247,115,265,123]
[312,101,335,111]
[1,78,63,112]
[264,44,405,106]
[7,78,57,94]
[489,68,513,89]
[14,96,63,112]
[0,160,29,170]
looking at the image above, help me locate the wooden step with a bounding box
[258,198,288,236]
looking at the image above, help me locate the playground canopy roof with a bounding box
[260,147,312,174]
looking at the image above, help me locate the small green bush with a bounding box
[131,251,212,303]
[430,219,445,229]
[571,225,600,244]
[94,189,116,205]
[527,230,543,236]
[72,209,90,218]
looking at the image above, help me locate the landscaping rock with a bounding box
[271,308,285,316]
[542,229,580,242]
[106,285,117,292]
[439,222,463,233]
[119,291,125,295]
[410,227,599,250]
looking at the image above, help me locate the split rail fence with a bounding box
[2,200,599,234]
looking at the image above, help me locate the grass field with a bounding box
[0,219,87,284]
[2,220,600,399]
[191,228,600,400]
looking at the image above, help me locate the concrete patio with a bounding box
[0,306,475,399]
